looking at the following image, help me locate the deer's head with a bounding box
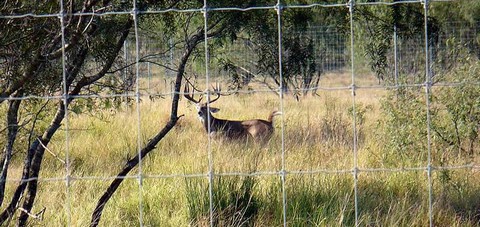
[183,83,221,123]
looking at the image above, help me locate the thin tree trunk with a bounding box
[17,101,66,226]
[0,139,39,224]
[90,118,180,226]
[90,30,204,226]
[0,96,22,206]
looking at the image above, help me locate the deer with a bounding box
[183,84,282,142]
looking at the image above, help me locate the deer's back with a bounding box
[213,119,248,139]
[242,119,274,139]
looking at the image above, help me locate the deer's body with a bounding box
[184,84,281,141]
[201,115,246,139]
[200,109,281,140]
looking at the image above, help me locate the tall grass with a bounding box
[2,75,479,226]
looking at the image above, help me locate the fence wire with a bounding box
[0,0,479,226]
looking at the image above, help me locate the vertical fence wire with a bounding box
[275,2,288,227]
[422,0,434,226]
[132,0,145,225]
[59,0,71,225]
[394,24,399,87]
[347,0,360,226]
[202,1,215,226]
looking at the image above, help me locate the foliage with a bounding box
[378,49,479,163]
[441,1,480,60]
[0,0,479,226]
[318,95,371,149]
[433,60,479,159]
[214,3,350,96]
[355,3,440,83]
[379,86,429,160]
[284,176,355,226]
[0,0,144,225]
[355,1,479,84]
[0,85,476,226]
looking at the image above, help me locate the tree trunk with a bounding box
[0,96,22,206]
[90,29,204,226]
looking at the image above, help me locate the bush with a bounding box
[378,56,479,165]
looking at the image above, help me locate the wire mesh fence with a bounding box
[0,0,479,226]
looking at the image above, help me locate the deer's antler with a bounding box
[183,84,203,103]
[207,82,221,104]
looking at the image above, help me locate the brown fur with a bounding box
[197,104,281,141]
[184,84,281,141]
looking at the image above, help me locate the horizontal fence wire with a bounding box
[0,0,454,19]
[1,163,478,184]
[1,80,480,102]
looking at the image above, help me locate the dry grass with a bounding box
[1,74,478,226]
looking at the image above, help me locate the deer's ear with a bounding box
[209,107,220,113]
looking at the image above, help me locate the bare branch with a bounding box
[18,207,45,220]
[37,139,66,165]
[90,18,206,226]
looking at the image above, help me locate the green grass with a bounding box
[1,74,479,226]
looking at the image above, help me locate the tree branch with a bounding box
[90,25,204,227]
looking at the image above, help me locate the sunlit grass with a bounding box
[1,74,478,226]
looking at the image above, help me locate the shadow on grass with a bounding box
[184,173,480,226]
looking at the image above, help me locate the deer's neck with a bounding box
[202,113,217,132]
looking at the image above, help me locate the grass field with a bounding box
[3,73,479,226]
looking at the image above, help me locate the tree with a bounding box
[215,5,321,96]
[213,0,350,97]
[0,0,135,224]
[355,2,439,83]
[355,0,480,84]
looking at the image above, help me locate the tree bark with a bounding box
[0,139,39,224]
[0,95,22,206]
[17,101,66,226]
